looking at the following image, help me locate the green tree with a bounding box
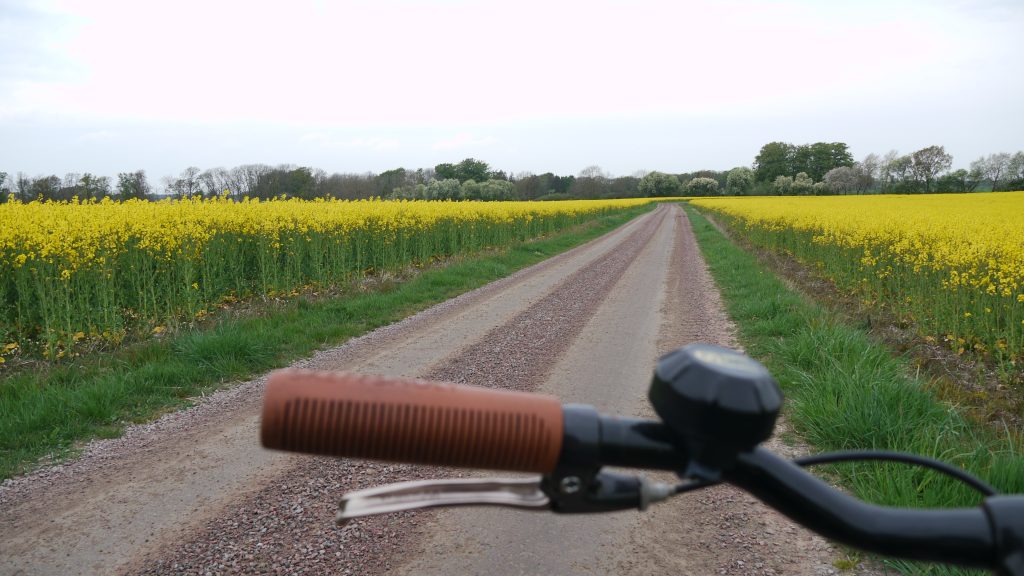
[283,167,317,199]
[637,171,682,197]
[754,142,794,182]
[772,175,793,195]
[198,167,231,197]
[754,141,854,182]
[166,166,202,198]
[14,172,32,201]
[970,152,1011,191]
[462,179,514,200]
[250,166,317,199]
[882,154,916,193]
[607,176,640,198]
[456,158,491,182]
[513,172,574,200]
[434,163,457,180]
[29,175,62,200]
[823,166,858,194]
[1006,151,1024,190]
[934,169,979,193]
[804,142,854,181]
[117,171,151,200]
[686,177,719,196]
[790,145,813,177]
[725,167,755,195]
[435,158,492,183]
[569,165,610,199]
[0,172,8,202]
[425,179,462,200]
[910,145,952,193]
[375,167,407,196]
[513,172,541,200]
[78,173,111,200]
[791,172,815,195]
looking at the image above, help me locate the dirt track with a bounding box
[0,205,866,575]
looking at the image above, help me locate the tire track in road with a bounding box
[421,204,669,389]
[1,204,876,576]
[394,207,881,576]
[0,207,664,576]
[128,205,671,575]
[394,198,682,576]
[616,208,879,576]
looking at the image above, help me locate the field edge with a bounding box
[0,204,655,482]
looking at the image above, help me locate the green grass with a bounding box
[685,205,1024,575]
[0,204,654,481]
[693,206,1021,373]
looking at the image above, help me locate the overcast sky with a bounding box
[2,0,1022,183]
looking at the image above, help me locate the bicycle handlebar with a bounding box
[259,347,1024,575]
[731,447,997,568]
[261,369,563,473]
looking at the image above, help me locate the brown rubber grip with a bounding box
[261,369,564,473]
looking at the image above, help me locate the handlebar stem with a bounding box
[558,406,683,472]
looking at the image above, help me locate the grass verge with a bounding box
[0,204,654,481]
[685,205,1024,575]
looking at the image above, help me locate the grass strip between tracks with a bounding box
[685,204,1024,575]
[0,204,655,482]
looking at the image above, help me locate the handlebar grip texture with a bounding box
[261,369,564,473]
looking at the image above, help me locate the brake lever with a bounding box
[337,477,549,524]
[338,471,680,523]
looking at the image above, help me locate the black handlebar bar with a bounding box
[731,448,995,568]
[552,405,1023,574]
[261,344,1024,574]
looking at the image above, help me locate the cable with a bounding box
[792,450,999,497]
[671,450,998,497]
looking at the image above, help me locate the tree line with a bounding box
[746,142,1024,196]
[3,145,1022,203]
[0,159,724,203]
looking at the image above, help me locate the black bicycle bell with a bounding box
[648,343,782,471]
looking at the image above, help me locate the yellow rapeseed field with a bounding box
[0,196,652,358]
[691,192,1024,363]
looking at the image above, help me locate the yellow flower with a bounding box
[690,192,1024,359]
[0,195,655,352]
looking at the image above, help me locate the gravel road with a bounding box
[0,205,878,575]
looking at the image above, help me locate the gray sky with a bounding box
[2,0,1022,184]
